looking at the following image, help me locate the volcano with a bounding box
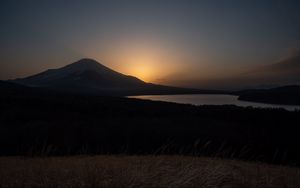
[12,58,216,96]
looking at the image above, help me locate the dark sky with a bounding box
[1,0,300,85]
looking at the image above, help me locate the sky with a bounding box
[1,0,300,86]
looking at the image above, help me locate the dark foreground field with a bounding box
[1,82,300,187]
[1,155,300,188]
[1,81,300,165]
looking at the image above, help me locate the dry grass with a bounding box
[0,155,300,188]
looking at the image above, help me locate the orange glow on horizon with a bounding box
[82,36,193,84]
[127,64,155,82]
[121,54,158,82]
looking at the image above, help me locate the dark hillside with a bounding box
[1,82,300,165]
[237,85,300,105]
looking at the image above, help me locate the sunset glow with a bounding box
[128,64,155,82]
[1,2,300,186]
[1,1,300,89]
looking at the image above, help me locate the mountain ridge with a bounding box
[14,58,144,87]
[11,58,224,96]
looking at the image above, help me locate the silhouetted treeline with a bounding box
[237,85,300,105]
[1,82,300,165]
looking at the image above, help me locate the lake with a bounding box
[128,94,300,111]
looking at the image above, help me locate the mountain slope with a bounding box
[14,58,144,88]
[236,53,300,88]
[12,59,221,96]
[188,52,300,90]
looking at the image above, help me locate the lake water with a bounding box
[128,94,300,111]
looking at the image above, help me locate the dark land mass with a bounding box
[1,81,300,166]
[236,85,300,105]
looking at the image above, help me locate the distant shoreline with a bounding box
[128,94,300,111]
